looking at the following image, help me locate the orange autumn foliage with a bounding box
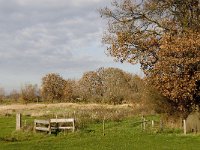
[150,31,200,113]
[100,0,200,114]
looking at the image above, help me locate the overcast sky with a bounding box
[0,0,142,92]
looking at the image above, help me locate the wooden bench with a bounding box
[50,118,75,133]
[34,119,51,133]
[34,118,75,134]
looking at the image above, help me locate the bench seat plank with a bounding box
[50,118,74,123]
[35,127,50,131]
[34,120,50,124]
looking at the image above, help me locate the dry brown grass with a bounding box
[0,103,134,129]
[0,103,135,116]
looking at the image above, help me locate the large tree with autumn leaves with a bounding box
[100,0,200,115]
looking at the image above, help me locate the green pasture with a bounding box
[0,115,199,150]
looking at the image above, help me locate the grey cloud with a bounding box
[0,0,140,91]
[0,0,108,32]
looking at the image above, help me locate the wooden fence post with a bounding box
[143,118,146,130]
[141,116,143,130]
[183,119,186,135]
[72,119,75,132]
[151,120,154,128]
[141,116,146,130]
[160,120,163,131]
[73,111,76,119]
[34,120,36,133]
[16,113,22,130]
[103,117,105,136]
[48,119,51,134]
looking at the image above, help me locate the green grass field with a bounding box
[0,115,200,150]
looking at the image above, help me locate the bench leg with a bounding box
[48,120,51,134]
[72,120,75,132]
[34,122,36,133]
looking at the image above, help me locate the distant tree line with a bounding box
[39,67,147,104]
[0,67,151,105]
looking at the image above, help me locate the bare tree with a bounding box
[0,87,5,103]
[20,84,38,104]
[41,73,66,102]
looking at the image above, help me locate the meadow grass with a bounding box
[0,115,200,150]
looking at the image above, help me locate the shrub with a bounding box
[9,90,20,102]
[20,84,39,104]
[41,73,67,102]
[63,80,73,102]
